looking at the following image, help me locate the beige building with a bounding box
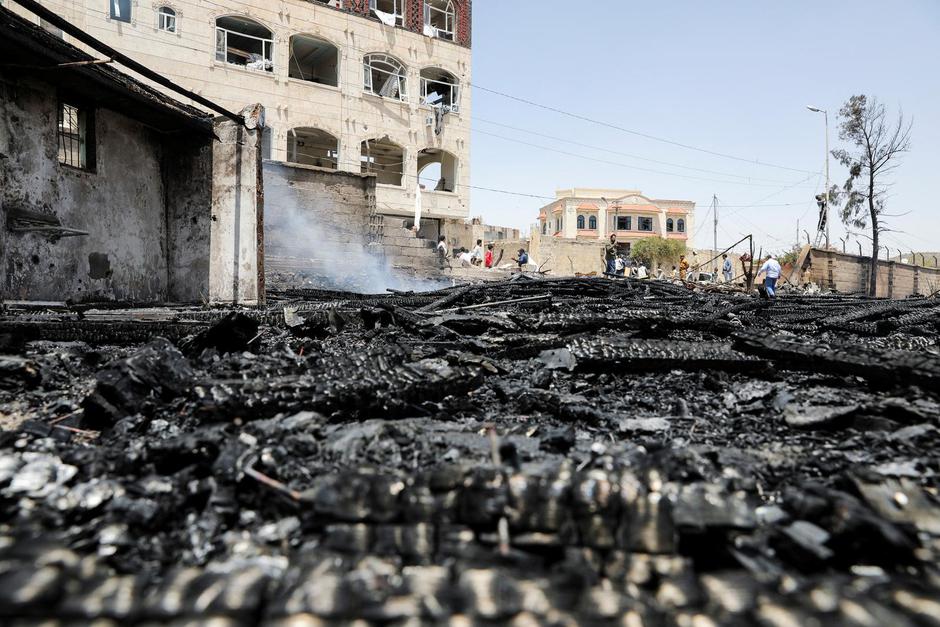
[536,188,695,254]
[5,0,473,224]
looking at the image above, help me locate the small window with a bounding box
[58,102,95,171]
[589,215,597,230]
[542,222,547,235]
[666,218,674,232]
[677,218,686,233]
[577,215,585,230]
[110,0,132,23]
[616,216,631,231]
[158,6,176,32]
[555,218,561,233]
[638,217,653,232]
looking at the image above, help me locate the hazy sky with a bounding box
[469,0,940,255]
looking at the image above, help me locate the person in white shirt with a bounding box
[436,236,449,268]
[614,256,625,276]
[470,239,484,266]
[757,254,782,298]
[458,250,474,266]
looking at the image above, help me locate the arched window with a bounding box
[424,0,455,41]
[157,6,176,32]
[418,148,457,192]
[542,222,547,235]
[288,128,339,170]
[666,218,674,232]
[215,16,273,72]
[289,35,339,86]
[370,0,404,26]
[577,215,585,230]
[420,67,460,111]
[363,53,407,101]
[362,137,404,186]
[677,219,686,233]
[589,215,597,230]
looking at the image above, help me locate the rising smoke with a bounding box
[264,171,447,294]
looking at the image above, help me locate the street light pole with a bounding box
[807,106,830,249]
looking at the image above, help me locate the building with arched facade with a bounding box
[8,0,473,226]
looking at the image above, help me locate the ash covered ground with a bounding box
[1,276,939,625]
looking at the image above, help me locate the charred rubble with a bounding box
[0,276,939,625]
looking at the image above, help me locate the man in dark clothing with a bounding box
[604,234,618,275]
[513,248,529,271]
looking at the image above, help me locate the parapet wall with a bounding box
[802,247,940,297]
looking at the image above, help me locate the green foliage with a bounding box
[630,237,686,267]
[777,245,801,267]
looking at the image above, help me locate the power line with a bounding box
[471,83,819,176]
[474,128,819,189]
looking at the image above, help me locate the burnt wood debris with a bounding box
[0,275,939,625]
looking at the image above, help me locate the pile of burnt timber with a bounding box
[1,276,939,625]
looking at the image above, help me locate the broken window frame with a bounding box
[677,218,686,233]
[110,0,132,23]
[215,17,275,73]
[616,216,632,231]
[57,101,95,171]
[423,0,455,40]
[417,148,456,193]
[288,34,340,87]
[369,0,404,27]
[363,53,407,101]
[288,127,340,170]
[157,6,176,33]
[361,138,405,187]
[666,218,674,233]
[638,216,654,232]
[419,69,460,112]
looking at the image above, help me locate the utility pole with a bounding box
[712,195,718,263]
[807,106,830,248]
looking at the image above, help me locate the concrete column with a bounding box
[563,203,577,239]
[209,107,264,305]
[658,210,668,237]
[597,202,607,240]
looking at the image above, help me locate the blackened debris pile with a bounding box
[1,276,939,625]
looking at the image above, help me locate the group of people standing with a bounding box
[438,237,530,271]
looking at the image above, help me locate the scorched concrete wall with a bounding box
[0,76,168,302]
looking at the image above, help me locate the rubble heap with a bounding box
[1,276,939,625]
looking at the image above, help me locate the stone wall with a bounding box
[801,247,940,297]
[529,230,606,276]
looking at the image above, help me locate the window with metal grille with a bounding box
[638,217,654,232]
[110,0,132,23]
[58,103,94,170]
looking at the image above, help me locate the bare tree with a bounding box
[831,95,911,296]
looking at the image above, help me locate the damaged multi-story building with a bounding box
[6,0,473,237]
[0,6,264,304]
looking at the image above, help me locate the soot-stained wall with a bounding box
[0,76,215,303]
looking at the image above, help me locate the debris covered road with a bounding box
[1,276,939,625]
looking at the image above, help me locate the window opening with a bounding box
[589,215,597,230]
[361,138,404,186]
[289,128,339,170]
[616,216,631,231]
[542,222,547,235]
[58,102,94,170]
[576,215,585,230]
[157,6,176,32]
[666,218,674,232]
[369,0,403,26]
[420,67,459,111]
[417,148,456,192]
[638,216,654,232]
[215,16,273,72]
[110,0,131,23]
[677,219,686,233]
[289,35,339,86]
[423,0,454,40]
[363,53,406,101]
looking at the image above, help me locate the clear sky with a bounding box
[469,0,940,256]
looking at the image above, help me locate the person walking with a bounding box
[757,254,782,298]
[678,255,690,281]
[604,234,618,275]
[722,254,733,283]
